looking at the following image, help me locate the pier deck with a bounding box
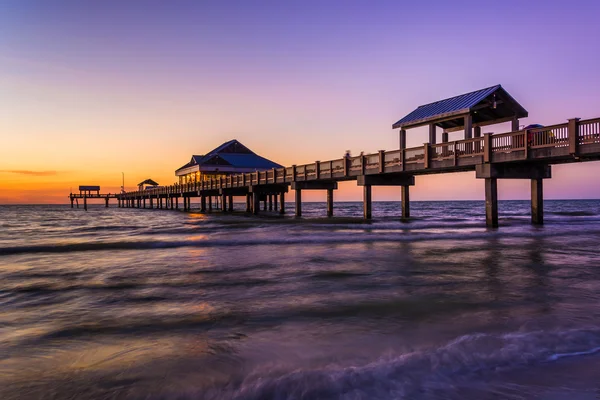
[113,117,599,227]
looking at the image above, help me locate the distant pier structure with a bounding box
[69,186,118,211]
[91,85,599,227]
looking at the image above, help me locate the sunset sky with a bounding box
[2,0,600,204]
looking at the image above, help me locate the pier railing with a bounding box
[122,118,600,198]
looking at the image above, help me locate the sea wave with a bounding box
[198,328,600,400]
[2,228,600,256]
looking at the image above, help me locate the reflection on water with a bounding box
[0,201,600,399]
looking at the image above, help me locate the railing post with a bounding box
[483,134,492,163]
[423,143,430,169]
[568,118,580,155]
[344,157,349,177]
[401,149,405,172]
[315,161,320,180]
[292,165,297,182]
[524,129,529,159]
[361,155,366,175]
[272,168,277,183]
[378,150,385,173]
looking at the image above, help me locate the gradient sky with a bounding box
[2,0,600,204]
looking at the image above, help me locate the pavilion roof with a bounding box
[392,85,528,132]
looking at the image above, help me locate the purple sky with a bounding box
[2,0,600,202]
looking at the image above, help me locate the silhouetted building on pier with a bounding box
[175,140,283,184]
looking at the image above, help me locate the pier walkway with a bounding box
[116,117,600,227]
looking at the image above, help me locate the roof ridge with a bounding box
[417,84,501,109]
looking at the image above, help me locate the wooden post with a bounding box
[568,118,580,155]
[279,192,285,215]
[401,185,410,219]
[149,197,153,209]
[531,178,544,225]
[222,194,227,212]
[424,143,430,169]
[208,196,212,211]
[268,194,273,211]
[263,198,267,211]
[378,150,385,173]
[483,133,492,163]
[361,154,366,175]
[327,188,334,217]
[315,161,320,180]
[363,185,372,219]
[253,192,260,215]
[246,194,251,212]
[511,117,520,132]
[143,198,146,209]
[442,132,449,157]
[429,124,436,144]
[464,114,473,139]
[474,126,482,153]
[105,197,109,208]
[399,129,406,150]
[84,195,87,211]
[295,189,302,217]
[228,195,233,212]
[274,195,278,211]
[70,197,74,208]
[485,178,498,228]
[344,156,349,177]
[175,197,179,209]
[201,195,206,212]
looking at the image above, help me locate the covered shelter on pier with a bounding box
[175,139,283,184]
[138,179,159,191]
[392,84,528,146]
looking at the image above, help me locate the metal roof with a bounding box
[175,140,282,174]
[392,85,527,130]
[215,153,282,170]
[138,178,159,186]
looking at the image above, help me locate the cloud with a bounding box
[0,170,59,176]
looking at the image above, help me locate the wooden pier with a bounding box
[84,86,600,227]
[115,116,600,227]
[69,186,119,211]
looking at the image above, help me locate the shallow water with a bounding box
[1,200,600,399]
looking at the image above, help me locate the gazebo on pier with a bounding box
[138,179,159,191]
[392,84,528,148]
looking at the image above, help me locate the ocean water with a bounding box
[1,200,600,400]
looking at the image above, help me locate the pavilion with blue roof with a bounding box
[175,139,283,184]
[392,84,528,146]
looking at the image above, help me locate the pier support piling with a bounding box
[228,195,233,212]
[363,185,372,219]
[201,196,206,212]
[485,178,498,228]
[401,185,410,219]
[253,192,260,215]
[327,188,334,217]
[269,195,273,211]
[295,189,302,217]
[531,178,544,225]
[221,194,227,212]
[84,196,87,211]
[279,192,285,215]
[246,194,251,213]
